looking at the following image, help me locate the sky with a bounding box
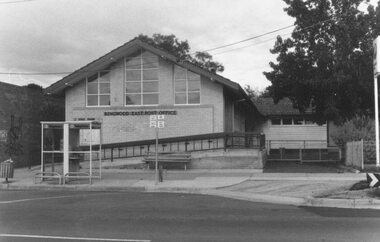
[0,0,377,91]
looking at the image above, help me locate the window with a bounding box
[282,118,292,125]
[86,71,111,106]
[174,66,201,104]
[271,118,281,125]
[293,117,304,125]
[125,50,159,106]
[305,118,316,125]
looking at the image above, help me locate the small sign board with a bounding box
[149,115,165,128]
[367,173,380,188]
[374,37,380,75]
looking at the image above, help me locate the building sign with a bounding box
[104,110,177,116]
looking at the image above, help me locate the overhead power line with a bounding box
[0,11,352,76]
[190,24,294,55]
[0,0,34,4]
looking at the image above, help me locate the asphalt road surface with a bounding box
[0,190,380,242]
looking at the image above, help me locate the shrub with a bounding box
[330,115,375,149]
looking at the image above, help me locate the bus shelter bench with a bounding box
[34,172,62,185]
[143,156,191,170]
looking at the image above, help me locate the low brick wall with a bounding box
[189,149,264,169]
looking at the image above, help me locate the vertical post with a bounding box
[373,37,379,167]
[155,126,159,184]
[111,148,113,162]
[361,139,364,170]
[299,149,302,162]
[40,124,44,179]
[99,123,102,179]
[63,123,69,178]
[375,75,380,167]
[89,122,92,184]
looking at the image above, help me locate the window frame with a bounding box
[124,50,159,106]
[86,71,111,107]
[270,117,325,126]
[174,67,201,105]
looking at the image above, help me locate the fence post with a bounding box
[111,148,113,162]
[260,133,265,150]
[224,133,228,151]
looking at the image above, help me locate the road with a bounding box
[0,190,380,242]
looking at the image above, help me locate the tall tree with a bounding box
[137,34,224,73]
[264,0,380,124]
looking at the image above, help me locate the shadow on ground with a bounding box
[264,160,345,173]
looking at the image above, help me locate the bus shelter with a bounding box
[39,121,102,184]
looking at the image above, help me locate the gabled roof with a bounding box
[253,97,313,117]
[45,38,244,97]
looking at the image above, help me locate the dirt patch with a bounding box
[318,180,380,200]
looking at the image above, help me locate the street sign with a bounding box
[366,173,380,188]
[149,115,165,128]
[149,114,165,184]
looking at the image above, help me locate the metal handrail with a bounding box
[34,172,62,185]
[83,132,265,161]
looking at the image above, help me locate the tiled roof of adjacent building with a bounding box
[253,97,313,117]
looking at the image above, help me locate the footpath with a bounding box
[1,167,379,210]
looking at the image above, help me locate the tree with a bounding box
[137,34,224,73]
[244,85,271,100]
[264,0,380,124]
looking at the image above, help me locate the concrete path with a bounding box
[1,167,379,210]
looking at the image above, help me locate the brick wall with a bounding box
[65,51,225,144]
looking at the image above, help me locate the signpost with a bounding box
[373,37,380,167]
[150,115,165,184]
[367,173,380,188]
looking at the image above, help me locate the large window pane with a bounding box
[294,117,304,125]
[87,73,98,83]
[188,79,200,91]
[99,71,110,82]
[126,70,141,81]
[175,93,186,104]
[188,92,200,104]
[305,118,315,125]
[99,95,110,106]
[142,55,158,69]
[271,118,281,125]
[143,81,158,93]
[282,118,292,125]
[143,94,158,105]
[143,69,158,80]
[125,82,141,93]
[125,58,141,69]
[126,94,141,105]
[99,83,110,94]
[87,82,98,94]
[141,50,156,59]
[174,67,186,79]
[187,71,199,80]
[175,80,186,92]
[87,95,98,106]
